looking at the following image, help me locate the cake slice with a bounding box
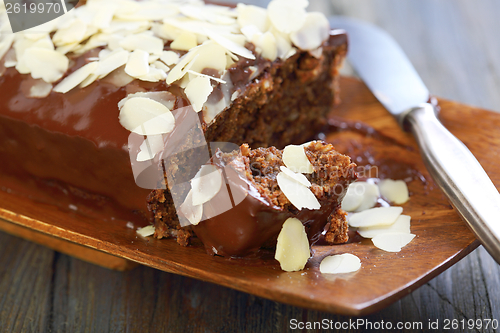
[148,141,357,257]
[0,0,348,233]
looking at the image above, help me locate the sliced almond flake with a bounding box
[137,134,164,162]
[372,233,416,252]
[166,49,199,84]
[179,190,203,226]
[136,225,155,237]
[357,215,411,239]
[111,0,140,17]
[378,179,409,204]
[136,67,167,82]
[53,18,87,46]
[270,27,293,59]
[212,14,236,26]
[154,22,183,41]
[56,42,80,55]
[268,0,308,34]
[103,20,151,35]
[240,25,262,42]
[170,31,198,51]
[187,41,227,75]
[203,97,227,124]
[220,33,246,47]
[290,12,330,51]
[275,217,310,272]
[73,33,109,55]
[186,69,226,84]
[74,3,97,24]
[101,65,135,88]
[184,76,213,112]
[300,141,315,148]
[277,172,320,210]
[341,182,367,212]
[99,48,113,61]
[152,60,171,73]
[0,34,14,62]
[117,2,179,21]
[320,253,361,274]
[112,0,138,15]
[119,33,164,55]
[255,31,277,61]
[191,165,222,206]
[179,4,235,25]
[110,35,135,52]
[3,49,16,68]
[125,49,150,78]
[13,34,36,52]
[207,3,238,17]
[119,96,175,135]
[14,36,50,74]
[348,207,403,228]
[148,54,160,64]
[32,36,55,50]
[0,16,12,35]
[248,65,259,81]
[284,48,297,60]
[23,47,68,83]
[81,25,99,42]
[279,166,311,187]
[166,17,239,38]
[237,4,269,33]
[160,50,180,66]
[226,53,235,68]
[14,45,34,74]
[354,182,380,212]
[177,73,191,89]
[118,91,176,112]
[309,46,323,59]
[191,34,208,45]
[54,61,99,93]
[282,144,314,174]
[80,73,98,88]
[95,49,129,78]
[56,11,76,31]
[231,91,239,101]
[91,3,117,29]
[205,28,255,60]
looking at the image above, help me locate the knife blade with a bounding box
[329,16,500,264]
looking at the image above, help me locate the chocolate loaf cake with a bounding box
[149,141,357,256]
[0,0,348,243]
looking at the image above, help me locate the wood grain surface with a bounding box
[1,75,492,315]
[1,0,500,332]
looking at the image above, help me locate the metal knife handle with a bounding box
[404,103,500,264]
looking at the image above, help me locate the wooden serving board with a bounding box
[2,76,499,315]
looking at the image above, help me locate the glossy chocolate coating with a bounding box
[191,151,344,257]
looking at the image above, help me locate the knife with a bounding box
[329,16,500,264]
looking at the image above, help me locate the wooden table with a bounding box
[1,0,500,331]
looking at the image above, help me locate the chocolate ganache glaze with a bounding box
[189,144,356,257]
